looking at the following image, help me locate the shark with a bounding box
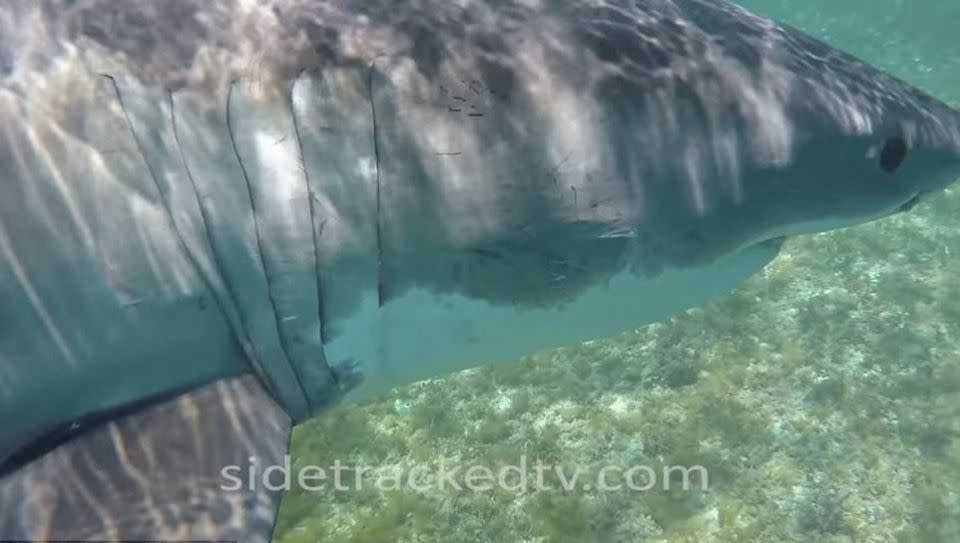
[1,0,959,540]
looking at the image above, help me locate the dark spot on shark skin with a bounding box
[880,136,909,173]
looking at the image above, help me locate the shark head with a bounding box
[312,0,960,397]
[635,0,960,262]
[724,35,960,243]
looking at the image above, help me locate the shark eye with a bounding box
[879,136,908,173]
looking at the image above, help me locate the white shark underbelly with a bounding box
[331,242,780,402]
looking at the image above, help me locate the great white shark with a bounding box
[1,0,959,540]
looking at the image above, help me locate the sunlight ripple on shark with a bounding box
[1,0,959,540]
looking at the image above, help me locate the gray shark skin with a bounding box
[1,0,959,540]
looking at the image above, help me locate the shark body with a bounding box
[1,0,959,540]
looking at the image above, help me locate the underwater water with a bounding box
[273,2,960,542]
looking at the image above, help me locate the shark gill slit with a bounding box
[368,61,387,307]
[0,76,281,479]
[288,74,336,386]
[225,79,314,415]
[288,77,329,345]
[104,73,257,384]
[166,88,284,398]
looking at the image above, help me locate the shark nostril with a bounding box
[879,136,909,173]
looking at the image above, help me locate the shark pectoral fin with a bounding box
[0,375,291,543]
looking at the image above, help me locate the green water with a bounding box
[273,2,960,542]
[737,1,960,107]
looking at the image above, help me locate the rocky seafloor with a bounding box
[272,182,960,543]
